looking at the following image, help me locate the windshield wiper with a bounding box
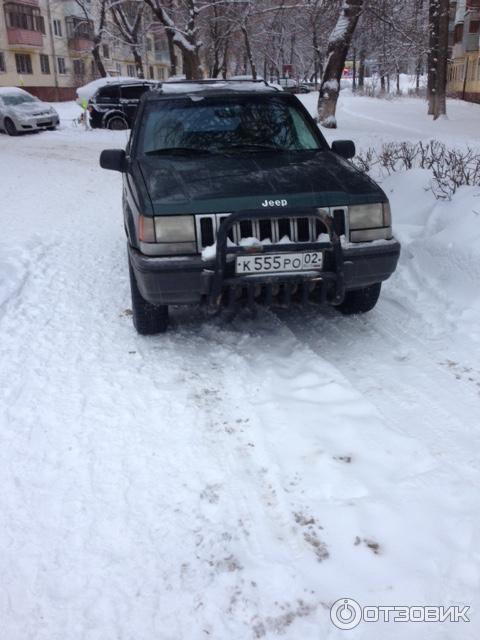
[145,147,212,156]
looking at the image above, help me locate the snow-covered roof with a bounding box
[0,87,32,97]
[159,80,278,95]
[76,76,156,103]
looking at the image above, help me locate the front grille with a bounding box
[196,209,346,252]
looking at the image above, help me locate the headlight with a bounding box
[139,215,197,256]
[154,216,195,242]
[349,203,392,243]
[349,203,384,230]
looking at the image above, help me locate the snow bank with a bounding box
[46,100,82,122]
[384,169,480,337]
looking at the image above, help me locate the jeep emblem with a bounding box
[261,199,288,208]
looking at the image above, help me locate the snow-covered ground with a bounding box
[0,94,479,640]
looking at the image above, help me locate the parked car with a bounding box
[0,88,59,136]
[277,78,311,94]
[100,80,400,334]
[87,80,157,130]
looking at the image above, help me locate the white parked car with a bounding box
[0,87,59,136]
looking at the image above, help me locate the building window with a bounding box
[57,57,66,74]
[127,64,136,77]
[53,19,62,37]
[149,65,154,79]
[0,52,5,73]
[15,53,32,74]
[469,20,480,34]
[5,3,45,33]
[40,53,50,74]
[73,59,85,76]
[102,44,110,59]
[146,38,152,52]
[65,16,93,40]
[116,62,122,75]
[157,67,165,81]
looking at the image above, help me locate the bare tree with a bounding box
[428,0,449,119]
[144,0,203,79]
[317,0,364,127]
[110,0,147,79]
[73,0,109,77]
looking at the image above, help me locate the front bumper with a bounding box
[17,114,59,131]
[129,236,401,307]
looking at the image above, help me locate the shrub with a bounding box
[354,140,480,199]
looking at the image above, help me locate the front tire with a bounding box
[4,118,18,136]
[337,283,382,315]
[107,116,128,131]
[128,257,169,334]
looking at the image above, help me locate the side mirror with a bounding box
[100,149,127,172]
[331,140,356,160]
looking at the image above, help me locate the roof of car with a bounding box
[150,79,281,99]
[0,86,32,96]
[98,80,157,89]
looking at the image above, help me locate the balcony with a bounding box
[68,36,93,52]
[65,16,94,52]
[9,0,39,5]
[7,26,42,45]
[5,2,44,46]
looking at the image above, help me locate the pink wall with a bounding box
[7,27,43,46]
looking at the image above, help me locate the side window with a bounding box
[121,84,149,101]
[96,85,120,103]
[289,107,319,149]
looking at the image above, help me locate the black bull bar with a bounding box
[209,209,346,309]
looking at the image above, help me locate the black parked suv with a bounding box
[88,80,157,130]
[100,80,400,334]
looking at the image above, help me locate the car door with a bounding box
[120,84,152,127]
[92,84,120,127]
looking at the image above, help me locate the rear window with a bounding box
[96,85,120,102]
[121,84,150,100]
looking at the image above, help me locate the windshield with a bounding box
[1,94,38,106]
[139,95,324,155]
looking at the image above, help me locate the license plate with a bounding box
[236,251,323,275]
[37,121,51,127]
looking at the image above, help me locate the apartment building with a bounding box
[448,0,480,102]
[0,0,171,101]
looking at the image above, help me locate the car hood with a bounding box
[10,102,53,116]
[136,151,387,215]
